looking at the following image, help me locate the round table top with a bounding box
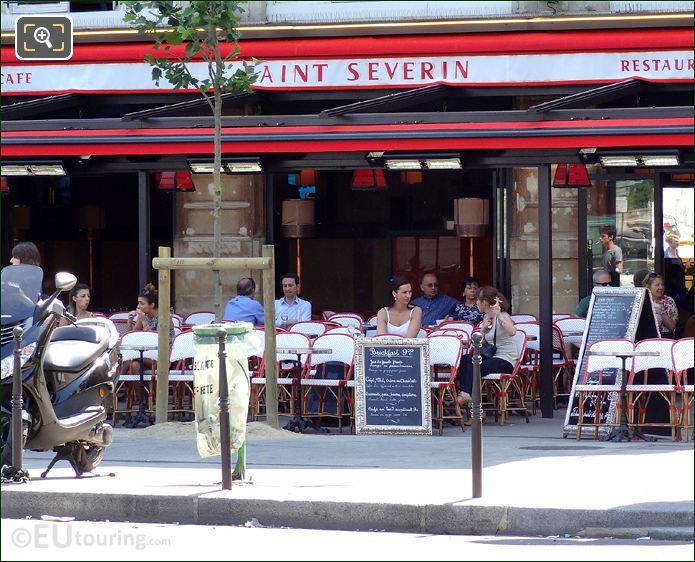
[587,350,659,357]
[275,347,332,355]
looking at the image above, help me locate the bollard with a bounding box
[11,326,24,471]
[217,329,232,490]
[471,331,483,498]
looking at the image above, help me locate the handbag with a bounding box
[479,318,497,360]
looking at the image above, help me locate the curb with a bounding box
[2,489,693,540]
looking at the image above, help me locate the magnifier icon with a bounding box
[33,26,53,49]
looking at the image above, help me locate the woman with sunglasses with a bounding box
[643,272,678,338]
[574,270,611,318]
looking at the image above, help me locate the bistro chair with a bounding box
[289,321,330,339]
[301,333,355,433]
[552,313,574,322]
[427,334,465,435]
[168,331,196,420]
[329,314,364,331]
[322,311,336,321]
[515,322,540,414]
[249,328,268,421]
[574,338,633,440]
[554,317,587,352]
[510,314,537,324]
[480,330,529,425]
[628,339,678,440]
[672,337,694,441]
[183,311,216,326]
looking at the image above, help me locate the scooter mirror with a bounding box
[55,272,77,292]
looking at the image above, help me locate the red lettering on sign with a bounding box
[347,62,359,81]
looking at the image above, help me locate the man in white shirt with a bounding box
[275,272,312,326]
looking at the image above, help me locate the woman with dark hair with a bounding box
[457,286,518,406]
[450,277,484,325]
[127,283,160,333]
[10,241,41,266]
[376,275,423,338]
[59,283,95,326]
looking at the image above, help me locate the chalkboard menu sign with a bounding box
[563,287,658,437]
[354,338,432,435]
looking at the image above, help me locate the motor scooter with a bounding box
[1,264,120,477]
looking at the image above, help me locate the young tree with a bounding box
[123,0,258,320]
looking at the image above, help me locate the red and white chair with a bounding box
[427,334,465,435]
[329,313,364,331]
[673,337,694,441]
[184,311,216,326]
[574,338,633,440]
[168,331,196,420]
[481,330,529,425]
[289,321,330,339]
[301,333,355,433]
[628,339,678,440]
[510,314,537,324]
[554,317,587,351]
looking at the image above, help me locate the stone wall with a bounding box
[173,173,265,316]
[510,167,581,315]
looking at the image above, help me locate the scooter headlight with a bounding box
[0,343,36,380]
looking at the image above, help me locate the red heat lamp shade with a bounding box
[1,177,8,193]
[351,169,387,189]
[552,163,591,188]
[400,171,424,184]
[157,171,195,192]
[299,169,317,186]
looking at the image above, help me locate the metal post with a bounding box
[471,332,483,498]
[217,328,232,490]
[11,326,24,470]
[538,164,554,418]
[587,239,594,295]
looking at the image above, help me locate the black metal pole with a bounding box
[217,328,232,490]
[538,164,554,418]
[471,332,483,498]
[587,239,594,294]
[11,326,24,470]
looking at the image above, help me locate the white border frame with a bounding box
[354,337,432,435]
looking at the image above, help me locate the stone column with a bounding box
[173,173,265,316]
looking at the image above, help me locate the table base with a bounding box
[602,424,656,443]
[283,415,330,434]
[125,404,153,429]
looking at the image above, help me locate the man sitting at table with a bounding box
[574,270,611,318]
[411,272,457,326]
[275,272,312,327]
[223,277,265,325]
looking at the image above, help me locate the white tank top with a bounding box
[384,307,414,336]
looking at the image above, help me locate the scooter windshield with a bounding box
[1,264,43,325]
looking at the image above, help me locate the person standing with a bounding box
[411,272,457,326]
[376,275,423,338]
[223,277,265,326]
[599,225,623,287]
[574,270,612,318]
[274,272,311,327]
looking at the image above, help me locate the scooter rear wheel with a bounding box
[73,444,105,473]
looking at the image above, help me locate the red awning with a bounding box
[2,117,692,157]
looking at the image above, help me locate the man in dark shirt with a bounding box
[599,225,623,287]
[411,272,457,326]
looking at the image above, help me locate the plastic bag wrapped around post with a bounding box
[193,322,261,458]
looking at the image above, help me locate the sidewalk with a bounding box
[2,416,693,540]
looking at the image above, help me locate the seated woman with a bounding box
[120,283,170,378]
[457,286,518,406]
[643,272,678,339]
[376,275,423,338]
[449,276,484,326]
[59,283,95,326]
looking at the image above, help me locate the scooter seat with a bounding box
[44,325,110,372]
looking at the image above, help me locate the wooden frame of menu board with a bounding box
[354,337,432,435]
[563,287,659,438]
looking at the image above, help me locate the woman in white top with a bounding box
[376,275,423,338]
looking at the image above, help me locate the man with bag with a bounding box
[456,286,518,406]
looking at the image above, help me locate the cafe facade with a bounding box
[1,4,693,324]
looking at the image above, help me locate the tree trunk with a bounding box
[212,29,224,322]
